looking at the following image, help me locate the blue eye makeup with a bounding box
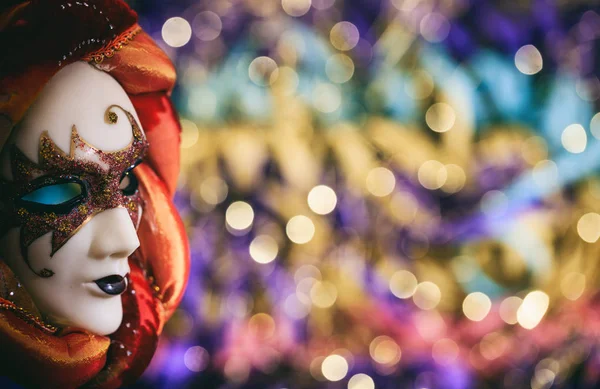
[21,183,83,204]
[17,179,87,214]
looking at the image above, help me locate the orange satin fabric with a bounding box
[93,31,176,96]
[0,1,189,388]
[0,294,110,389]
[136,164,190,325]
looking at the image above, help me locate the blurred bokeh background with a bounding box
[124,0,600,388]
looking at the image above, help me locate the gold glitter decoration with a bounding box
[106,111,118,124]
[42,213,58,224]
[84,25,142,64]
[0,302,57,333]
[57,219,70,233]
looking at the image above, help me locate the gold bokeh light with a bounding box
[413,281,442,310]
[330,21,360,51]
[389,270,418,299]
[200,176,228,205]
[180,119,199,149]
[442,164,466,194]
[369,335,401,366]
[248,56,279,86]
[281,0,312,17]
[286,215,316,244]
[561,123,587,154]
[577,212,600,243]
[425,103,455,133]
[308,185,338,215]
[462,292,492,322]
[249,235,279,264]
[310,281,338,308]
[366,167,396,197]
[162,17,192,48]
[517,290,549,330]
[348,373,375,389]
[418,160,447,190]
[226,201,254,230]
[321,354,349,382]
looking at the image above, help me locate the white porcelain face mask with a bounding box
[0,62,147,335]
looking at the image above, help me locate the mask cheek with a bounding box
[0,228,23,274]
[1,228,53,283]
[0,228,47,318]
[23,232,56,275]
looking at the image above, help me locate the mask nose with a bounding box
[88,207,140,259]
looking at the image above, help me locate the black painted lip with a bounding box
[94,274,127,296]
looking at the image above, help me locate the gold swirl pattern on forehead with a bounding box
[37,104,145,167]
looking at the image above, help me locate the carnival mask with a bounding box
[0,62,147,335]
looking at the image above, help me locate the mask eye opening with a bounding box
[16,177,87,214]
[119,159,142,196]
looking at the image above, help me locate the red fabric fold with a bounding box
[0,301,110,389]
[130,94,182,198]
